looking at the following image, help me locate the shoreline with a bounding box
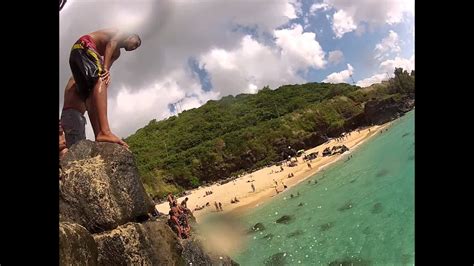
[225,122,389,217]
[156,122,391,222]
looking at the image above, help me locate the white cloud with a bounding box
[356,54,414,88]
[332,10,357,38]
[374,30,401,61]
[309,3,329,16]
[323,64,354,83]
[328,50,344,65]
[248,84,259,94]
[386,0,414,25]
[356,73,388,87]
[274,24,327,70]
[380,55,414,73]
[198,24,326,96]
[325,0,414,37]
[284,1,298,19]
[199,34,308,97]
[288,0,303,18]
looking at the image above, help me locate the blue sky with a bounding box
[60,0,414,138]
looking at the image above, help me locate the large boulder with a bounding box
[364,96,414,125]
[344,112,367,131]
[93,220,184,265]
[93,219,237,266]
[59,222,98,266]
[59,140,155,233]
[59,141,237,265]
[303,132,328,149]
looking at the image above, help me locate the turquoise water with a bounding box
[233,110,415,265]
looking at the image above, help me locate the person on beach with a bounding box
[167,193,176,207]
[251,183,256,192]
[179,197,192,215]
[180,197,188,209]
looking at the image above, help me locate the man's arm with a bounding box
[99,29,124,84]
[103,32,123,71]
[108,50,121,69]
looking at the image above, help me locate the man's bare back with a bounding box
[88,29,122,57]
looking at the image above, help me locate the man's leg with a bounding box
[85,96,100,138]
[90,79,128,147]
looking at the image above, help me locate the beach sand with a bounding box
[156,123,390,222]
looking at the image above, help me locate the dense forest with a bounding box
[125,68,415,199]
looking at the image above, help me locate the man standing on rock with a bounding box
[68,28,142,148]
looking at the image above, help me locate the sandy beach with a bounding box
[156,123,390,222]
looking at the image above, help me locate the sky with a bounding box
[59,0,414,139]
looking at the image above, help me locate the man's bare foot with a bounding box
[96,132,129,148]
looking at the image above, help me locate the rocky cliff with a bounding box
[59,140,237,265]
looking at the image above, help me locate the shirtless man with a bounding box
[168,209,184,239]
[69,28,141,147]
[61,77,86,148]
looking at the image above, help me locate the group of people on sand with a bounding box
[335,133,351,142]
[270,166,285,174]
[214,201,223,212]
[203,191,213,197]
[194,202,211,211]
[194,198,225,212]
[194,196,239,211]
[59,28,142,159]
[166,193,192,239]
[274,180,288,194]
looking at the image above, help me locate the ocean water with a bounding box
[233,110,415,265]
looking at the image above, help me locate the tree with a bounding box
[393,67,414,94]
